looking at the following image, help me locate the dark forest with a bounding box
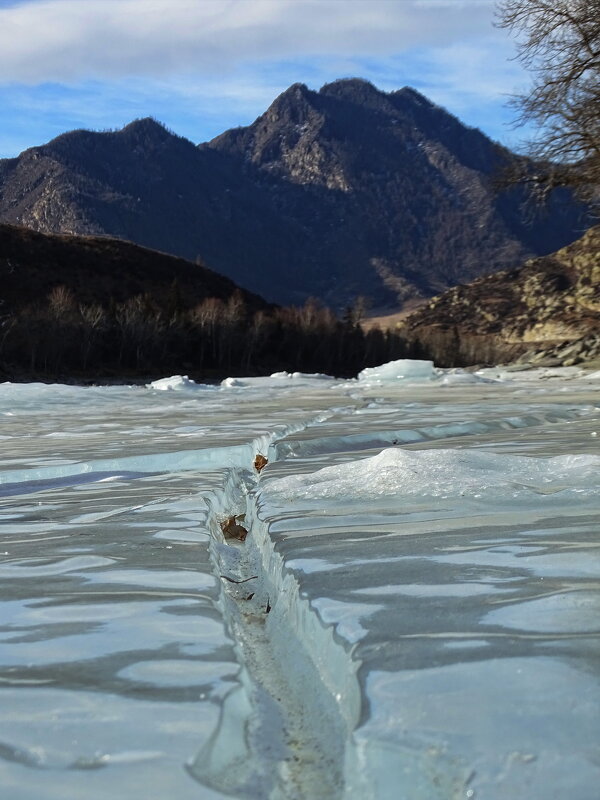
[0,287,414,381]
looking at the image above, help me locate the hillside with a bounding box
[0,223,270,314]
[0,79,591,307]
[0,224,407,381]
[402,225,600,367]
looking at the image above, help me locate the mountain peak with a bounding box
[391,87,435,108]
[279,82,311,99]
[319,77,381,98]
[0,77,589,311]
[19,117,177,159]
[318,78,397,115]
[264,82,317,125]
[120,117,174,141]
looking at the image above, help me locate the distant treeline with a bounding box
[0,286,418,380]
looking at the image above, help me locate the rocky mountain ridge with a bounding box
[402,225,600,367]
[0,79,590,307]
[0,223,408,383]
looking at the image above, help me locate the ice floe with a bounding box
[358,358,438,383]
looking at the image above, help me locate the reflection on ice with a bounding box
[118,659,237,688]
[353,582,515,598]
[0,554,115,577]
[484,590,600,633]
[0,688,227,800]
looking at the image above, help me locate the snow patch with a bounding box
[221,376,247,388]
[264,447,600,502]
[440,369,495,385]
[148,375,214,391]
[270,371,335,381]
[221,372,337,389]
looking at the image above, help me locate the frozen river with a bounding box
[0,362,598,799]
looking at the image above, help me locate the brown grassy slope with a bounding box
[400,225,600,366]
[360,299,427,332]
[0,223,270,313]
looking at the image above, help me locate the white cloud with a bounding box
[0,0,500,83]
[0,0,532,157]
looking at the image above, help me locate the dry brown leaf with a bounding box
[254,454,268,473]
[220,515,248,542]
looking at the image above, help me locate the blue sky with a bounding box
[0,0,530,159]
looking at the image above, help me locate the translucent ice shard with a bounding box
[358,359,438,383]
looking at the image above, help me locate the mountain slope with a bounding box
[402,225,600,366]
[0,223,408,383]
[0,80,591,306]
[0,222,270,313]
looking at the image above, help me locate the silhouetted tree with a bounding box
[1,287,412,380]
[496,0,600,206]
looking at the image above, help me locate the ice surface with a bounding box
[264,447,600,502]
[309,597,384,643]
[353,656,600,799]
[0,362,598,799]
[251,366,600,799]
[0,374,359,799]
[439,368,493,385]
[270,371,335,381]
[222,372,340,389]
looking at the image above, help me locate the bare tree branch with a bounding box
[496,0,600,208]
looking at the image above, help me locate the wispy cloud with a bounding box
[0,0,498,83]
[0,0,529,158]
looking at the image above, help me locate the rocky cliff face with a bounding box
[207,79,589,304]
[0,79,591,306]
[402,225,600,367]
